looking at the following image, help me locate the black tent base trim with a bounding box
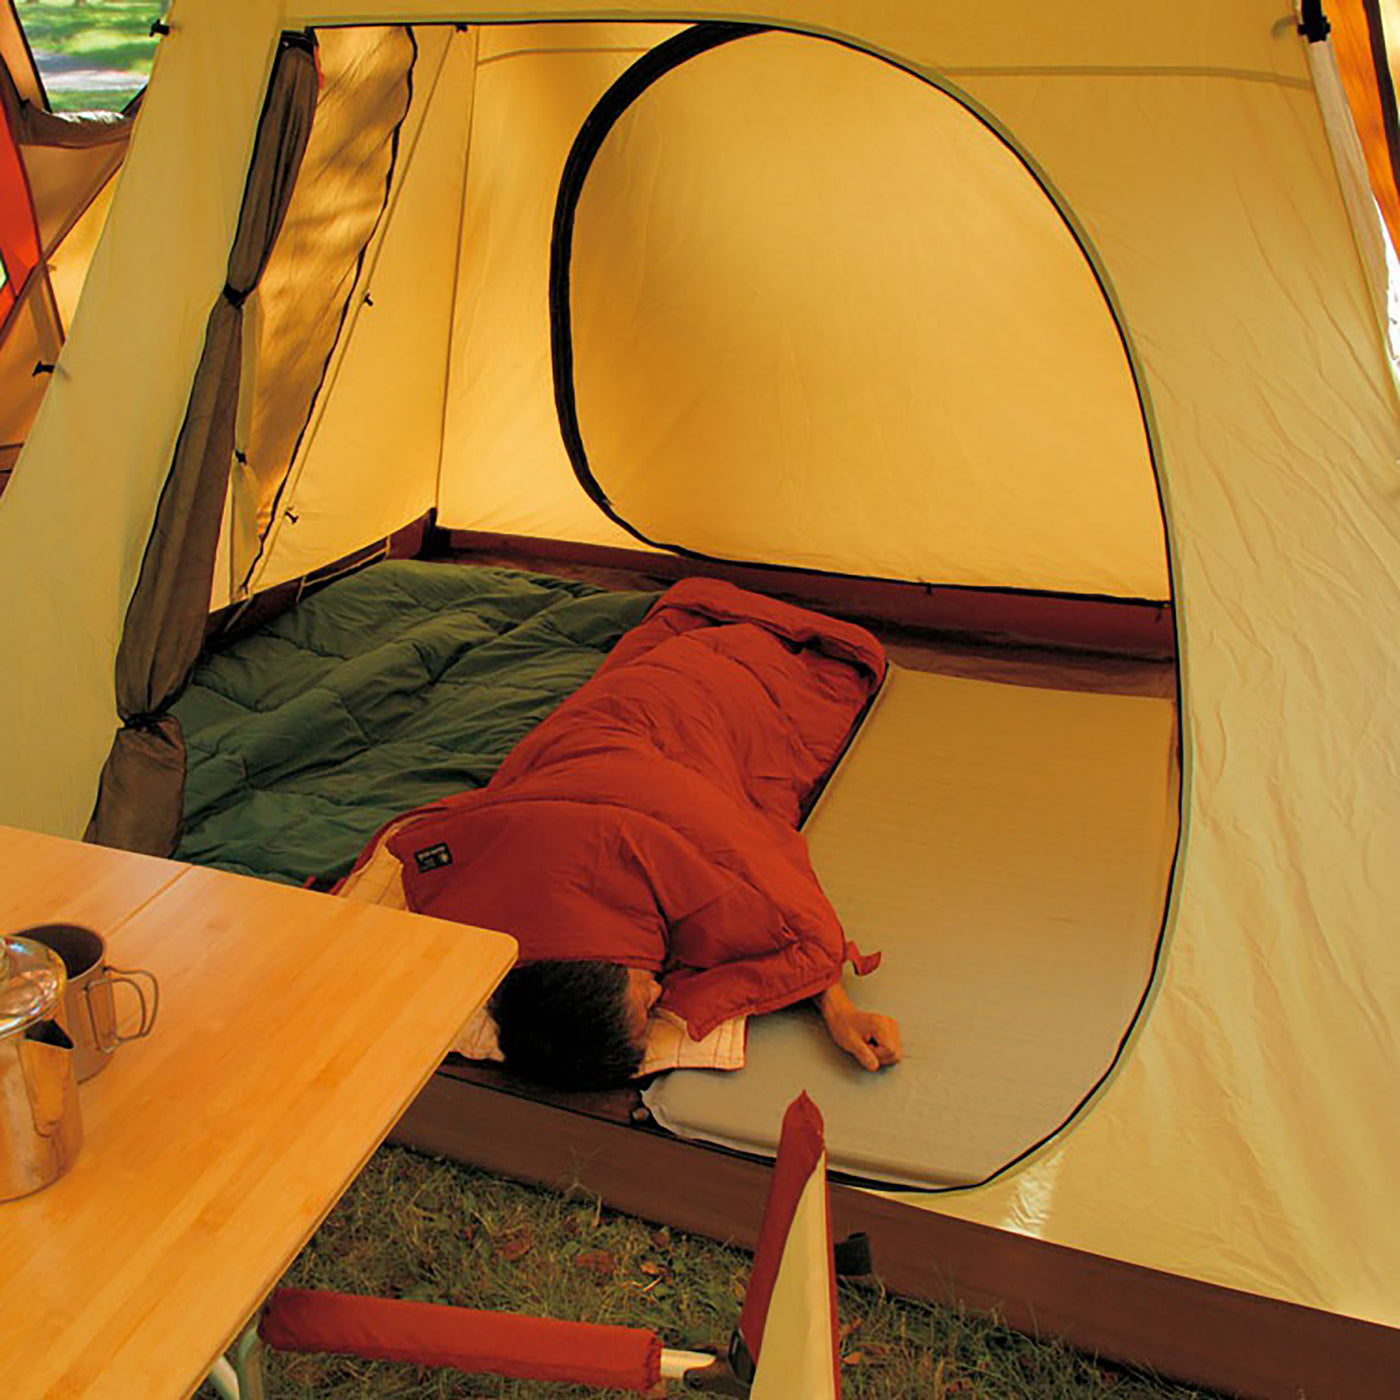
[392,1061,1398,1400]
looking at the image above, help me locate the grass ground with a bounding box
[209,1144,1228,1400]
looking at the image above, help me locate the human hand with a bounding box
[817,984,902,1071]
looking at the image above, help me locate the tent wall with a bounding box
[0,0,1397,1365]
[253,20,694,589]
[225,26,419,595]
[554,27,1166,595]
[274,18,1167,597]
[435,22,684,562]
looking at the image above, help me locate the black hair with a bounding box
[489,959,644,1091]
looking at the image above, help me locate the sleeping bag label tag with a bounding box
[414,842,453,873]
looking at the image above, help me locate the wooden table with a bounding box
[0,824,516,1399]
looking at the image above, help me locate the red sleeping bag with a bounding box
[382,578,886,1037]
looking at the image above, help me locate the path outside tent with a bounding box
[30,48,144,96]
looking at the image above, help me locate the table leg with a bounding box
[203,1323,267,1400]
[204,1356,239,1399]
[233,1324,269,1400]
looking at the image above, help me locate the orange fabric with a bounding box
[1333,0,1400,253]
[383,580,884,1037]
[260,1288,662,1390]
[0,94,40,327]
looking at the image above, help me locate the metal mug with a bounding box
[18,924,159,1083]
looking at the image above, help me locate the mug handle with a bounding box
[98,966,161,1045]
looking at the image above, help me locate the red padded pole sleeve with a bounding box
[260,1288,662,1391]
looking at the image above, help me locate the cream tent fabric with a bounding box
[558,29,1164,594]
[0,0,1398,1349]
[257,20,1168,595]
[226,26,417,595]
[228,24,472,599]
[432,23,684,563]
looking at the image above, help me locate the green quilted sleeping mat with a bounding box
[173,560,656,885]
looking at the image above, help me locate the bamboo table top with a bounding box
[0,824,516,1399]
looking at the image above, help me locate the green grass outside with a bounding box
[15,0,164,111]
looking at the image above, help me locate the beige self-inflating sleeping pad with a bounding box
[644,664,1179,1188]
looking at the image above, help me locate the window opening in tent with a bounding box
[550,22,1172,607]
[20,6,156,114]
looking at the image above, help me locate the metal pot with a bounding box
[0,934,83,1200]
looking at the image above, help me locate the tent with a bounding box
[1,2,1398,1394]
[0,0,137,493]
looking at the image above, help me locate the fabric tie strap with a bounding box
[844,940,881,976]
[123,710,169,732]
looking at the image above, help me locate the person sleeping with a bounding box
[491,963,900,1090]
[345,577,903,1090]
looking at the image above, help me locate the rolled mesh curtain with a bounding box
[85,33,319,854]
